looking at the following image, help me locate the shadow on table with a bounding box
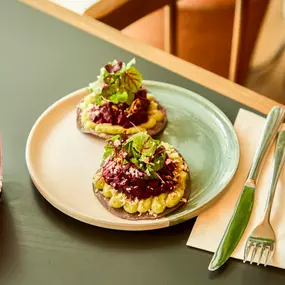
[207,254,285,281]
[31,180,195,250]
[0,193,19,281]
[31,180,285,280]
[241,262,285,282]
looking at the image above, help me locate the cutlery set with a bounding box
[209,106,285,271]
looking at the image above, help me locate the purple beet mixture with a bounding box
[88,88,150,128]
[101,155,177,199]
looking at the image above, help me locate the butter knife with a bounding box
[208,106,285,271]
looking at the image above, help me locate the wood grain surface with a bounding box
[20,0,284,115]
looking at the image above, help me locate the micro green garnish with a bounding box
[102,132,166,179]
[103,144,115,160]
[102,134,125,161]
[94,94,104,106]
[121,67,142,93]
[89,58,142,106]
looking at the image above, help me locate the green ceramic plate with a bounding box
[26,80,240,231]
[145,81,240,226]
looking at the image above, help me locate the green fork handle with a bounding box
[247,107,285,183]
[263,130,285,222]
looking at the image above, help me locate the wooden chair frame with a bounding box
[85,0,270,84]
[84,0,178,55]
[229,0,270,84]
[48,0,271,84]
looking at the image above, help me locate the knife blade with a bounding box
[208,183,254,271]
[208,106,285,271]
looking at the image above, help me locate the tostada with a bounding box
[93,132,190,220]
[77,59,167,139]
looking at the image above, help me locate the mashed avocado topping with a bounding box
[79,59,164,134]
[93,132,189,215]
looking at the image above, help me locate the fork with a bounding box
[243,130,285,266]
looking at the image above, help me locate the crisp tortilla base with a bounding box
[76,101,167,139]
[93,179,190,220]
[93,155,190,220]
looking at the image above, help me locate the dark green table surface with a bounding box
[1,0,284,284]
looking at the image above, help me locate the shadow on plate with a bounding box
[31,179,196,250]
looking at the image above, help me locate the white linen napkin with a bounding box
[187,108,285,269]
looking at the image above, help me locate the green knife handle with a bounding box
[208,184,255,271]
[248,106,285,182]
[263,130,285,221]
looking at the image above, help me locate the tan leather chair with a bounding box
[84,0,270,84]
[84,0,178,54]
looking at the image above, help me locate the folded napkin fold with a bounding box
[187,109,285,269]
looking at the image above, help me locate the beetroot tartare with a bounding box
[77,59,167,139]
[93,132,190,220]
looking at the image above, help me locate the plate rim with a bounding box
[26,80,240,231]
[144,80,240,225]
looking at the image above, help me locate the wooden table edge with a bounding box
[19,0,284,115]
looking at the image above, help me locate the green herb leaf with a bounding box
[105,76,120,93]
[89,59,141,107]
[122,67,142,93]
[103,144,114,160]
[125,92,135,106]
[123,159,129,165]
[132,147,141,159]
[130,157,139,167]
[152,152,166,171]
[106,134,121,142]
[123,133,164,175]
[124,140,140,159]
[146,164,157,179]
[131,133,149,153]
[94,94,103,106]
[125,133,159,159]
[141,138,158,158]
[109,91,128,104]
[124,140,133,153]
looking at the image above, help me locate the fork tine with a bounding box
[264,247,273,267]
[243,242,252,263]
[257,245,265,266]
[250,244,258,264]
